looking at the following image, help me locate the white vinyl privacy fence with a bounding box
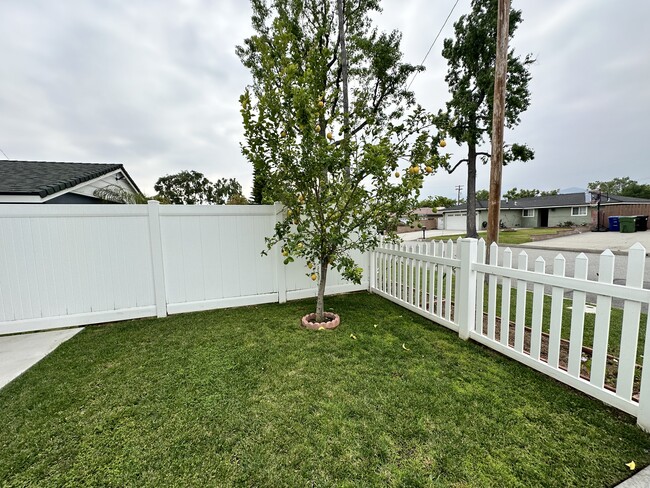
[371,238,650,430]
[0,202,367,335]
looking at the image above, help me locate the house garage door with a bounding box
[445,213,467,231]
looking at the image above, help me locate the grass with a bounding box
[429,227,564,245]
[1,293,650,486]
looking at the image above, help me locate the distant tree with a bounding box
[419,195,457,209]
[475,189,490,201]
[154,170,242,205]
[434,0,535,238]
[503,187,559,200]
[588,177,650,199]
[227,192,250,205]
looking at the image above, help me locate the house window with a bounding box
[571,206,587,216]
[522,209,535,217]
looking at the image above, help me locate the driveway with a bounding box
[518,230,650,255]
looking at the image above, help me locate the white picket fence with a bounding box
[371,238,650,430]
[0,202,368,335]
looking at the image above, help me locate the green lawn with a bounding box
[429,227,564,245]
[1,293,649,487]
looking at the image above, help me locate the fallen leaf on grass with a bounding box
[373,324,378,328]
[402,343,411,351]
[626,461,636,470]
[350,334,357,340]
[318,326,325,331]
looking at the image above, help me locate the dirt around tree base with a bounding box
[301,312,340,330]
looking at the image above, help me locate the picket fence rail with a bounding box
[370,237,650,431]
[0,202,368,335]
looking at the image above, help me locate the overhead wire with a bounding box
[406,0,461,91]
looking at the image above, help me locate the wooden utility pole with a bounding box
[486,0,510,248]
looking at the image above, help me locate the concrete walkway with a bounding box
[0,328,83,389]
[615,465,650,487]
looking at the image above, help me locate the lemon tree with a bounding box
[238,0,447,321]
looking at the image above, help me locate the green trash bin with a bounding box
[619,216,636,233]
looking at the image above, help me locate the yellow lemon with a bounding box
[318,100,324,108]
[394,171,400,178]
[439,140,447,148]
[425,166,433,174]
[315,124,321,132]
[327,132,333,140]
[311,273,317,281]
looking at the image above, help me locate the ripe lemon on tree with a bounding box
[318,100,324,108]
[394,171,400,178]
[327,132,333,140]
[439,139,447,148]
[425,166,433,174]
[315,124,321,132]
[311,273,318,281]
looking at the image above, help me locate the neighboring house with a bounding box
[440,192,650,231]
[397,207,442,233]
[0,160,142,204]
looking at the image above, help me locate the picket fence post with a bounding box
[147,200,168,318]
[458,238,478,340]
[274,202,287,304]
[369,238,379,292]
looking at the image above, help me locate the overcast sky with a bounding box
[1,0,649,200]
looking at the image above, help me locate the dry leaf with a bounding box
[350,334,357,340]
[626,461,636,470]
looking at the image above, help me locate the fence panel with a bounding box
[0,206,156,334]
[370,238,650,429]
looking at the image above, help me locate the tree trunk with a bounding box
[315,259,329,321]
[466,142,478,238]
[337,0,350,176]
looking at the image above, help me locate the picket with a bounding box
[475,239,486,335]
[616,243,646,401]
[590,250,615,388]
[487,243,498,340]
[567,254,589,377]
[547,254,566,369]
[530,257,546,361]
[514,252,528,353]
[500,248,512,346]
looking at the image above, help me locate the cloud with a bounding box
[1,0,649,199]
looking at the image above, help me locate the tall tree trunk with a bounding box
[466,142,478,238]
[315,259,329,321]
[337,0,350,176]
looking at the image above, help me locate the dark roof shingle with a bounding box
[0,160,126,197]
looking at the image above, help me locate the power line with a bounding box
[406,0,461,91]
[0,147,8,160]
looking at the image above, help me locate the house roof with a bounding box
[441,192,650,213]
[0,160,141,198]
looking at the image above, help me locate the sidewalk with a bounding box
[0,328,82,389]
